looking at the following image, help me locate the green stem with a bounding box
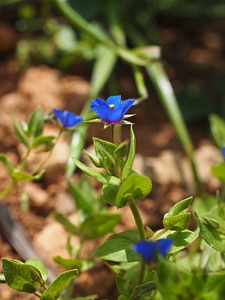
[32,130,62,175]
[53,0,149,66]
[112,124,122,145]
[0,181,15,200]
[151,228,167,241]
[129,199,146,285]
[146,61,202,195]
[129,199,146,240]
[62,281,74,300]
[19,148,31,172]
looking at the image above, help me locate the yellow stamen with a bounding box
[109,104,114,109]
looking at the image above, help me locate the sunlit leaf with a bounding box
[68,179,96,215]
[25,258,48,283]
[13,119,29,147]
[93,230,140,262]
[52,212,79,235]
[115,172,152,208]
[2,258,40,293]
[27,107,44,138]
[73,158,120,185]
[0,153,14,175]
[122,126,136,180]
[41,269,78,300]
[80,212,121,240]
[196,212,225,252]
[93,137,116,175]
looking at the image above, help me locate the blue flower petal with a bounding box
[93,98,108,107]
[90,102,110,123]
[121,99,135,115]
[106,95,122,110]
[221,146,225,159]
[133,239,173,263]
[64,112,83,127]
[133,241,156,262]
[156,239,173,256]
[53,108,64,122]
[107,107,123,124]
[90,95,134,124]
[53,109,83,129]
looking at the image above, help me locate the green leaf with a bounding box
[193,195,218,215]
[163,214,191,231]
[209,114,225,147]
[83,150,102,168]
[11,170,45,181]
[117,296,129,300]
[102,184,120,206]
[146,61,201,195]
[25,258,48,283]
[27,107,44,138]
[116,276,132,298]
[163,197,192,230]
[116,263,156,299]
[90,45,117,98]
[196,212,225,252]
[130,281,157,299]
[53,256,82,269]
[0,153,14,175]
[93,137,117,175]
[167,196,193,216]
[157,257,192,300]
[31,135,55,152]
[54,24,77,52]
[41,269,78,300]
[53,256,94,272]
[161,229,199,254]
[80,212,121,240]
[13,119,29,147]
[114,140,128,170]
[115,173,152,208]
[52,212,79,235]
[33,170,45,180]
[73,157,120,185]
[68,179,96,215]
[122,126,136,180]
[212,162,225,183]
[116,264,142,298]
[2,258,40,293]
[93,230,141,262]
[204,271,225,295]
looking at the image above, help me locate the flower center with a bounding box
[109,103,114,109]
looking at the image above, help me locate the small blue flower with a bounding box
[90,95,135,124]
[221,146,225,159]
[53,109,83,129]
[133,239,173,263]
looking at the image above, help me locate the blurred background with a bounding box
[0,0,225,121]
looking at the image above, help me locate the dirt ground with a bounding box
[0,15,225,300]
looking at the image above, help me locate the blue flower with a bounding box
[133,239,173,263]
[90,95,135,124]
[53,109,83,129]
[221,146,225,159]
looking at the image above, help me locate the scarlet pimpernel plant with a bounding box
[72,95,199,300]
[2,100,225,300]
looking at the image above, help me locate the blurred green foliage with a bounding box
[1,0,225,150]
[1,0,225,69]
